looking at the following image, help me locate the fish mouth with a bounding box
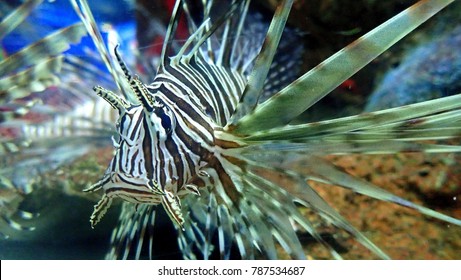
[83,169,160,193]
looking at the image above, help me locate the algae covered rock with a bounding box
[365,24,461,111]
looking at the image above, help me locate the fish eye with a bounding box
[154,106,174,134]
[160,110,172,134]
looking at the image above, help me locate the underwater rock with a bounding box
[303,153,461,259]
[365,24,461,111]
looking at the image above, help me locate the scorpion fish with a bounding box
[1,0,461,259]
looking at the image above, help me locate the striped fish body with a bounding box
[87,54,246,229]
[4,0,460,260]
[75,0,461,259]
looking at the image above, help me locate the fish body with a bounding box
[1,0,460,260]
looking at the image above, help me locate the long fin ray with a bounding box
[184,1,245,62]
[105,203,157,260]
[243,161,388,259]
[229,0,455,134]
[0,23,85,75]
[159,0,183,67]
[243,93,461,141]
[243,167,342,259]
[228,0,294,125]
[0,56,63,101]
[271,154,461,227]
[0,0,43,40]
[70,0,131,98]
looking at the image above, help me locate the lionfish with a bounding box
[1,0,461,259]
